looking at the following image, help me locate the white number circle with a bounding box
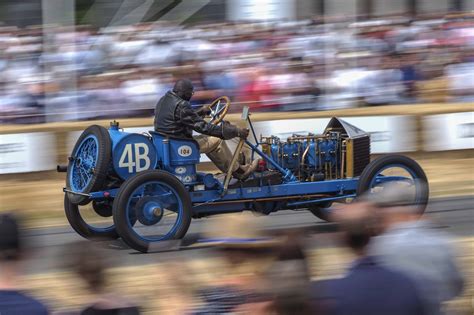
[178,145,192,157]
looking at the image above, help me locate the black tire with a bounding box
[357,155,429,214]
[64,194,119,240]
[113,170,192,253]
[66,125,111,205]
[308,201,333,222]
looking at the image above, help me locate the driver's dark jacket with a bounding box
[154,91,239,140]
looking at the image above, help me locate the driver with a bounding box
[154,79,258,180]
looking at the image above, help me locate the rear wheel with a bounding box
[64,194,118,240]
[66,125,111,205]
[113,170,192,253]
[357,155,429,215]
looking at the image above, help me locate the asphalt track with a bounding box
[24,196,473,275]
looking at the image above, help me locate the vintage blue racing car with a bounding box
[58,97,429,252]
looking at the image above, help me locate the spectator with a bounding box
[368,183,465,315]
[0,213,49,315]
[399,52,422,100]
[313,201,426,315]
[445,60,474,102]
[190,213,282,314]
[260,233,313,315]
[65,241,140,315]
[1,14,474,123]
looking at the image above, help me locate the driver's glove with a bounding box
[238,128,250,139]
[197,104,212,116]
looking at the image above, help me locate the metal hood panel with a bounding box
[324,117,369,138]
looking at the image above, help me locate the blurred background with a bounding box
[0,1,472,314]
[0,0,473,122]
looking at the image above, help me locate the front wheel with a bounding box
[113,170,192,253]
[357,155,429,215]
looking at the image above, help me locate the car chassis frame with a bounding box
[64,122,404,217]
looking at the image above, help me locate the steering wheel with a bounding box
[208,96,230,125]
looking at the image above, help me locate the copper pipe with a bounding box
[287,135,325,141]
[301,144,310,166]
[341,140,346,178]
[297,142,302,179]
[317,139,321,172]
[335,135,339,178]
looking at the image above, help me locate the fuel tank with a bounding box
[108,123,158,180]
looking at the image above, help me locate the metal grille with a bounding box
[353,136,371,177]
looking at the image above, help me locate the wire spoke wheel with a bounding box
[66,125,111,205]
[70,136,98,191]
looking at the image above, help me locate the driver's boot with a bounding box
[232,159,259,181]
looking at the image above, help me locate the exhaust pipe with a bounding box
[57,165,67,173]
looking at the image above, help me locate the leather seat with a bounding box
[149,131,200,165]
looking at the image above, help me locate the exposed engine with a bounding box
[260,117,371,181]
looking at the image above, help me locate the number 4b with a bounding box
[119,143,151,173]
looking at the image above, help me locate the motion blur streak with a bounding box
[1,1,474,123]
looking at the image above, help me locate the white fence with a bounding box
[0,132,56,174]
[1,113,472,174]
[423,112,474,151]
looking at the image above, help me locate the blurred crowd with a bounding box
[1,13,474,124]
[0,184,468,314]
